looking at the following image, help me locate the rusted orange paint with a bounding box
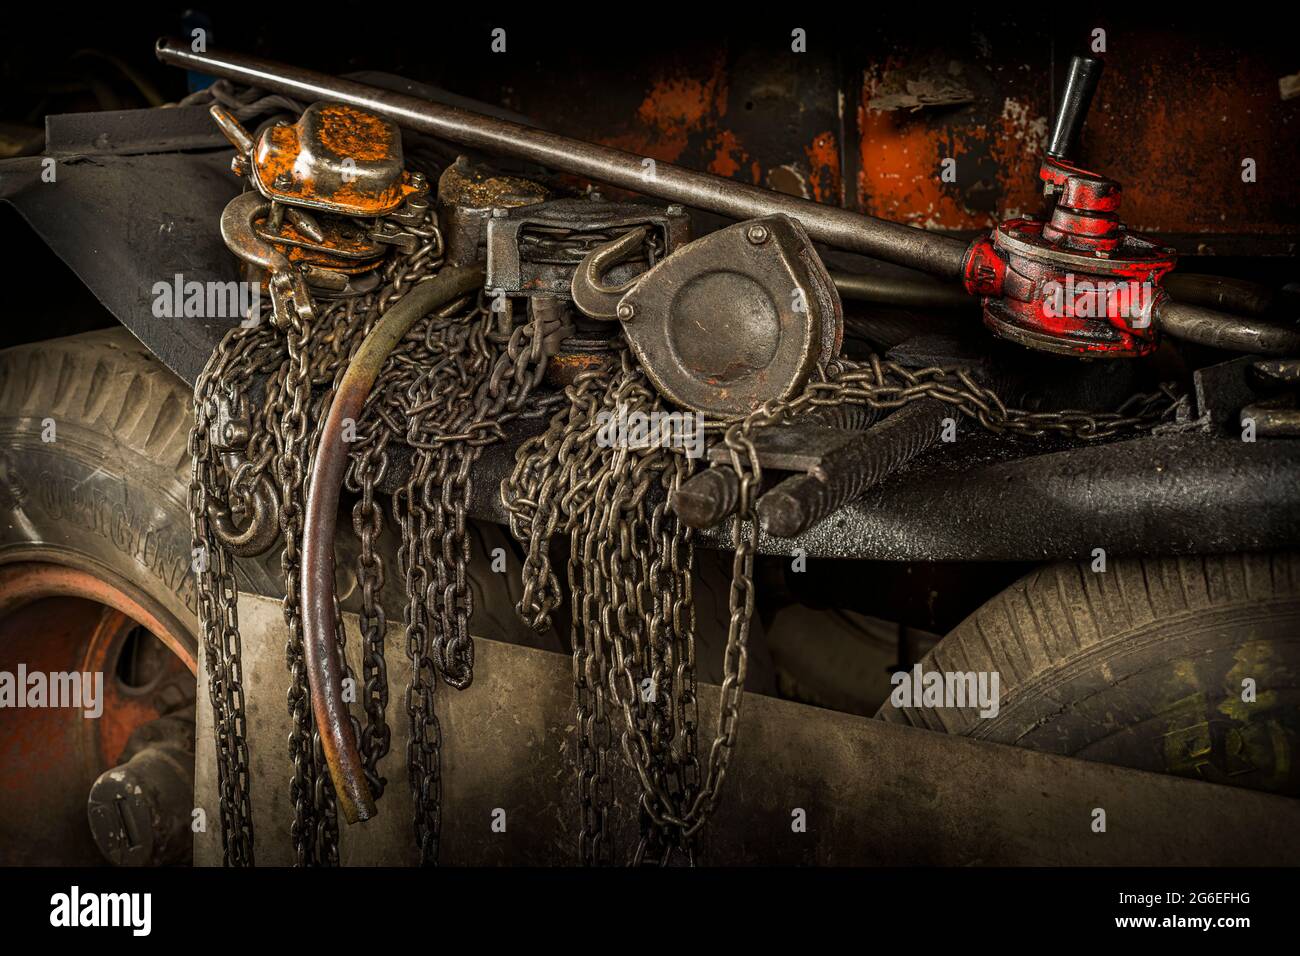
[546,351,614,387]
[253,116,415,217]
[0,563,195,861]
[600,56,730,165]
[858,62,1045,229]
[708,128,747,178]
[1089,52,1293,236]
[805,130,842,205]
[315,104,391,162]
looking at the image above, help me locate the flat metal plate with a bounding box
[706,422,861,472]
[194,593,1300,865]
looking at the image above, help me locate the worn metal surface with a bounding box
[1158,299,1300,354]
[45,105,228,157]
[487,196,688,296]
[87,710,195,866]
[699,432,1300,560]
[0,149,242,384]
[194,593,1300,865]
[1045,56,1103,162]
[756,397,947,537]
[366,422,1300,562]
[572,215,841,417]
[849,22,1300,252]
[246,102,415,216]
[154,39,974,280]
[1242,397,1300,437]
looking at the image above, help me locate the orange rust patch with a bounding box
[857,62,1042,228]
[546,350,615,387]
[600,55,729,164]
[1089,53,1293,235]
[805,130,842,205]
[252,121,414,215]
[708,129,748,178]
[316,104,392,162]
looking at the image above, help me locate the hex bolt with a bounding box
[617,302,635,321]
[747,223,770,244]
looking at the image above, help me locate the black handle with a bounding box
[1047,56,1104,161]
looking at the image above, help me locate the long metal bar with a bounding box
[1156,298,1300,354]
[154,39,971,280]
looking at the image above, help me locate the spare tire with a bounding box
[877,553,1300,796]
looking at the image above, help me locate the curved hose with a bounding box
[301,264,485,825]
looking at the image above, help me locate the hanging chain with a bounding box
[186,85,1179,865]
[503,344,1180,866]
[190,322,280,866]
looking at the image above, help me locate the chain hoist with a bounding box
[187,80,1184,870]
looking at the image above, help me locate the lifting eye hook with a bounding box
[569,226,650,322]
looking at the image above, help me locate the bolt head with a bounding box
[666,204,685,217]
[746,223,770,244]
[617,302,635,321]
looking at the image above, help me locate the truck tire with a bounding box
[877,553,1300,796]
[0,328,240,659]
[0,327,555,661]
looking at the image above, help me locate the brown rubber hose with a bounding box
[301,264,485,825]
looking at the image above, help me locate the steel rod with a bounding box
[1155,299,1300,355]
[155,38,971,280]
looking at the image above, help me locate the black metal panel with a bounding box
[0,150,242,384]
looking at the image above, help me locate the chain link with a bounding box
[503,344,1180,865]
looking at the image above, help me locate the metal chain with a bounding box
[503,344,1180,865]
[503,350,705,864]
[190,323,280,866]
[349,435,392,800]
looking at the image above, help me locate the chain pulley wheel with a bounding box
[571,214,842,419]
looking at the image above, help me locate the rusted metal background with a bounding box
[403,17,1297,258]
[192,595,1300,866]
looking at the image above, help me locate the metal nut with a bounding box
[747,224,770,244]
[617,302,635,321]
